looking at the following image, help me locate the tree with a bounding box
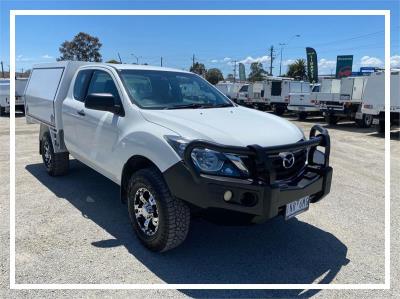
[205,68,224,85]
[248,62,267,82]
[106,59,120,64]
[226,73,235,82]
[190,62,206,76]
[58,32,102,62]
[286,59,307,80]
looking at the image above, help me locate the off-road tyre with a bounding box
[41,133,69,176]
[127,167,190,252]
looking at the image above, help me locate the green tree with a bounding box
[106,59,120,64]
[248,62,267,82]
[205,68,224,85]
[226,73,235,81]
[58,32,102,62]
[190,62,206,76]
[286,59,307,80]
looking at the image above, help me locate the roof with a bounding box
[31,61,191,74]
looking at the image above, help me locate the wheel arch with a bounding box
[120,155,162,204]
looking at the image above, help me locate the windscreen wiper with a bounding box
[165,103,233,110]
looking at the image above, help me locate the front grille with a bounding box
[268,149,307,181]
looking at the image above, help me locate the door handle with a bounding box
[77,109,85,116]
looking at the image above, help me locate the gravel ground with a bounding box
[0,113,399,298]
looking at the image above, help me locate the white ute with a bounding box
[0,78,28,116]
[25,61,333,252]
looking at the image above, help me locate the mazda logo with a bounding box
[279,152,295,169]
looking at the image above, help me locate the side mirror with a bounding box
[85,93,123,115]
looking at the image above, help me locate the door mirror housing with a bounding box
[85,93,123,115]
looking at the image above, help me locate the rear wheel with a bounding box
[127,168,190,252]
[41,133,69,176]
[273,105,285,116]
[324,114,339,125]
[297,112,308,120]
[355,114,373,128]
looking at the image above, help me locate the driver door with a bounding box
[76,69,124,180]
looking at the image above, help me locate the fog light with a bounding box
[224,190,233,202]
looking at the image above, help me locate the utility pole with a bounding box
[0,61,4,78]
[160,56,163,67]
[269,46,275,76]
[192,54,195,69]
[278,43,286,76]
[117,53,122,64]
[233,60,237,83]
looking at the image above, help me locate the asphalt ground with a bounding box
[0,112,399,298]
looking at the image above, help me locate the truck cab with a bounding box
[287,81,319,120]
[24,61,332,252]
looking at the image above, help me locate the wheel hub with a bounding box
[134,188,159,236]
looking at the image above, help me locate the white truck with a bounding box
[246,82,269,110]
[236,84,250,106]
[25,61,332,252]
[215,82,244,103]
[0,78,28,116]
[319,76,372,127]
[287,81,319,120]
[361,71,400,133]
[262,77,293,115]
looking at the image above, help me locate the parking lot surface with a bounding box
[1,113,399,298]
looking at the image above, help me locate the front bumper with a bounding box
[163,125,333,223]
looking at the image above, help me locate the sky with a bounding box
[0,0,399,77]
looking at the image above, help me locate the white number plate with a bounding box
[355,112,363,119]
[372,118,379,125]
[285,196,310,220]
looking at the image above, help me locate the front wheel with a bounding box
[127,168,190,252]
[356,114,373,128]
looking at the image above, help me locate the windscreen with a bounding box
[119,70,232,109]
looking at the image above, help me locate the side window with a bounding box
[87,70,120,101]
[73,70,92,102]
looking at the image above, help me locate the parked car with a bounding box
[25,61,333,252]
[361,71,400,133]
[215,82,245,103]
[287,81,320,120]
[0,78,28,116]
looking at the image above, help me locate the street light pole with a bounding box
[278,34,300,76]
[131,53,140,64]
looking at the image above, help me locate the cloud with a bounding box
[391,55,400,67]
[360,56,383,67]
[16,55,33,62]
[283,59,295,66]
[41,54,53,59]
[210,59,219,63]
[318,58,336,69]
[223,57,231,62]
[239,55,271,64]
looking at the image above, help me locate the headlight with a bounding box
[165,135,249,178]
[191,148,249,178]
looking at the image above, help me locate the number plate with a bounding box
[285,196,310,220]
[372,118,379,125]
[298,106,305,111]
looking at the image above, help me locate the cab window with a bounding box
[73,70,92,102]
[87,70,121,101]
